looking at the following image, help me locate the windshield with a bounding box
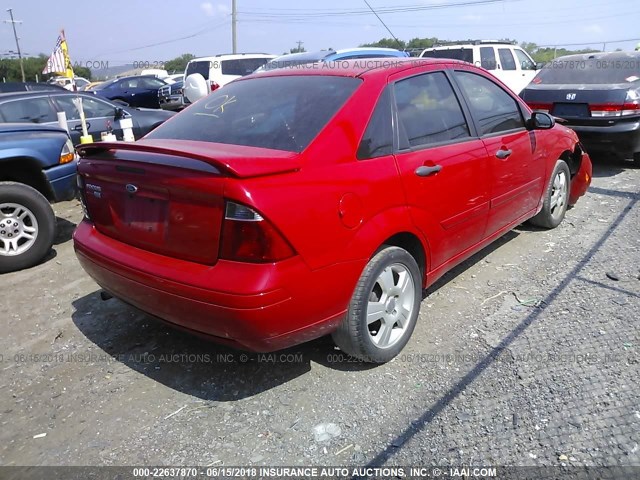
[535,55,640,84]
[147,76,360,152]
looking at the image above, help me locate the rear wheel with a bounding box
[332,246,421,363]
[529,160,570,229]
[0,182,56,273]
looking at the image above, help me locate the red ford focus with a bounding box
[73,59,591,363]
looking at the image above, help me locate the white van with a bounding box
[420,41,538,94]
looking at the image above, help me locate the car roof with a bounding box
[0,122,67,134]
[0,91,104,101]
[544,51,640,62]
[189,53,276,62]
[425,41,517,49]
[246,57,468,80]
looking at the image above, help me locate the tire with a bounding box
[0,182,56,273]
[529,160,570,229]
[332,246,421,363]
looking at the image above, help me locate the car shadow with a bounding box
[72,229,523,396]
[424,230,520,296]
[54,217,77,245]
[71,291,380,401]
[589,154,633,178]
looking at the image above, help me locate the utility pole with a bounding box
[5,9,25,82]
[232,0,237,54]
[296,40,304,52]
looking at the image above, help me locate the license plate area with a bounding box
[120,191,169,246]
[552,103,589,117]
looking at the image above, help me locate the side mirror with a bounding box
[527,111,555,130]
[184,73,210,103]
[535,62,545,71]
[114,107,125,121]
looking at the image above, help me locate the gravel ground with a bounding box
[0,158,638,477]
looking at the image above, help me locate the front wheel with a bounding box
[529,160,570,229]
[332,246,421,363]
[0,182,56,273]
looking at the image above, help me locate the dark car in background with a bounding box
[92,75,167,109]
[0,82,67,93]
[0,91,174,145]
[158,79,185,111]
[521,52,640,166]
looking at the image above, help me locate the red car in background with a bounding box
[73,59,591,363]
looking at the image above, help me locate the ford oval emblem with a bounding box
[125,184,138,194]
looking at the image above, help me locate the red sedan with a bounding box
[73,59,591,363]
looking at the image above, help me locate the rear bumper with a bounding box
[569,118,640,157]
[44,161,77,202]
[73,221,360,351]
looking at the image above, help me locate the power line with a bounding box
[93,18,230,58]
[363,0,401,44]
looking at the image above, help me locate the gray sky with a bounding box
[2,0,639,69]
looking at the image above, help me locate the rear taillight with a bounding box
[527,102,552,113]
[210,81,220,92]
[589,103,640,117]
[220,201,295,263]
[590,90,640,117]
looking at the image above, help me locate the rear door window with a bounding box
[53,96,116,119]
[394,71,471,148]
[454,71,524,135]
[0,97,57,124]
[480,47,497,70]
[498,49,517,70]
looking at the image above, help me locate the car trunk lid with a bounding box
[77,140,300,265]
[522,83,638,124]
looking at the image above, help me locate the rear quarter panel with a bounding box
[222,75,424,272]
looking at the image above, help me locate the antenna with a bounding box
[362,0,401,47]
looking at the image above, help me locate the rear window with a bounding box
[535,56,640,84]
[147,76,360,152]
[422,48,473,64]
[221,58,271,76]
[185,61,211,80]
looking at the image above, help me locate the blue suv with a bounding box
[0,123,77,272]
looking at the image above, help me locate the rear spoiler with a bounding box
[77,140,302,179]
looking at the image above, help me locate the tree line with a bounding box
[1,38,606,83]
[0,55,91,83]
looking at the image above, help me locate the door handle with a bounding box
[415,164,442,177]
[496,149,512,159]
[73,122,91,131]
